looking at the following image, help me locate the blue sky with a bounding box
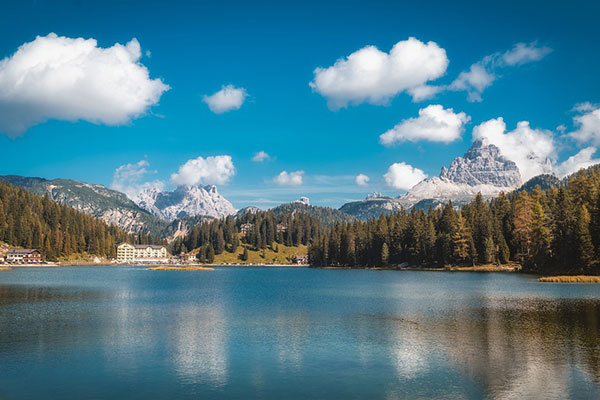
[1,0,599,208]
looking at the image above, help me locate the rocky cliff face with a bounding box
[439,140,522,187]
[397,140,523,208]
[136,184,236,221]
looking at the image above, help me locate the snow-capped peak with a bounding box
[135,184,235,221]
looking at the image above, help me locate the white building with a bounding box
[117,243,168,263]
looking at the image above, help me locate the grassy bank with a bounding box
[539,275,600,283]
[208,243,307,265]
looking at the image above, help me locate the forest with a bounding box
[172,209,322,262]
[0,181,132,260]
[308,166,600,274]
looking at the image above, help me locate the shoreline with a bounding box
[314,264,520,272]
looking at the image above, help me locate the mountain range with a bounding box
[0,140,564,234]
[340,140,533,219]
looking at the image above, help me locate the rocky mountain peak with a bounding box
[439,140,522,187]
[136,184,235,221]
[366,192,385,200]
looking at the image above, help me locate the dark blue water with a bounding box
[1,267,599,399]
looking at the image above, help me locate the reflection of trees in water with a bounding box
[0,285,107,354]
[424,298,600,398]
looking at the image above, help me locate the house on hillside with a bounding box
[276,223,287,233]
[240,223,254,234]
[6,249,43,264]
[116,243,168,263]
[294,255,309,265]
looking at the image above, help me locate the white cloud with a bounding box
[380,104,470,145]
[111,160,164,200]
[554,147,600,177]
[384,162,427,191]
[171,155,235,186]
[0,33,169,137]
[252,151,270,162]
[569,104,600,145]
[203,85,248,114]
[310,37,448,109]
[500,42,552,66]
[450,41,551,102]
[472,118,555,181]
[449,63,495,102]
[274,170,304,186]
[355,174,370,186]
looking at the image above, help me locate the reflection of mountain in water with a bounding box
[170,306,228,387]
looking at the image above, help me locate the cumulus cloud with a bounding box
[450,41,551,102]
[111,160,164,200]
[203,85,248,114]
[569,104,600,145]
[252,151,270,162]
[380,105,470,145]
[384,162,427,191]
[310,37,448,109]
[355,174,370,186]
[171,155,235,186]
[0,33,169,137]
[274,170,304,186]
[554,147,600,177]
[449,64,496,102]
[472,118,555,181]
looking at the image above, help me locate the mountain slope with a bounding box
[272,201,354,225]
[339,195,405,220]
[0,175,166,235]
[516,174,562,193]
[0,180,131,260]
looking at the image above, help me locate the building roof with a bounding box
[8,248,40,254]
[118,243,165,250]
[133,244,165,249]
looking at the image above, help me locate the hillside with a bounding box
[0,180,131,260]
[516,174,562,193]
[271,202,354,225]
[0,175,166,235]
[206,242,307,265]
[339,196,404,220]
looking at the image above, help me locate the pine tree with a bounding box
[241,247,249,261]
[574,205,594,272]
[381,242,389,265]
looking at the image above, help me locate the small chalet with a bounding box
[276,223,287,233]
[294,255,309,265]
[6,249,43,264]
[240,223,254,234]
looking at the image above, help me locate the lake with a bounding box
[1,267,599,399]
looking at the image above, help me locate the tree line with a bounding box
[172,210,322,262]
[0,181,133,260]
[309,167,600,274]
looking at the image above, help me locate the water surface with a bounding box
[1,267,599,399]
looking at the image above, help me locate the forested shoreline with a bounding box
[173,209,322,262]
[0,181,132,260]
[309,167,600,274]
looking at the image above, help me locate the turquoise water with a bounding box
[1,267,599,399]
